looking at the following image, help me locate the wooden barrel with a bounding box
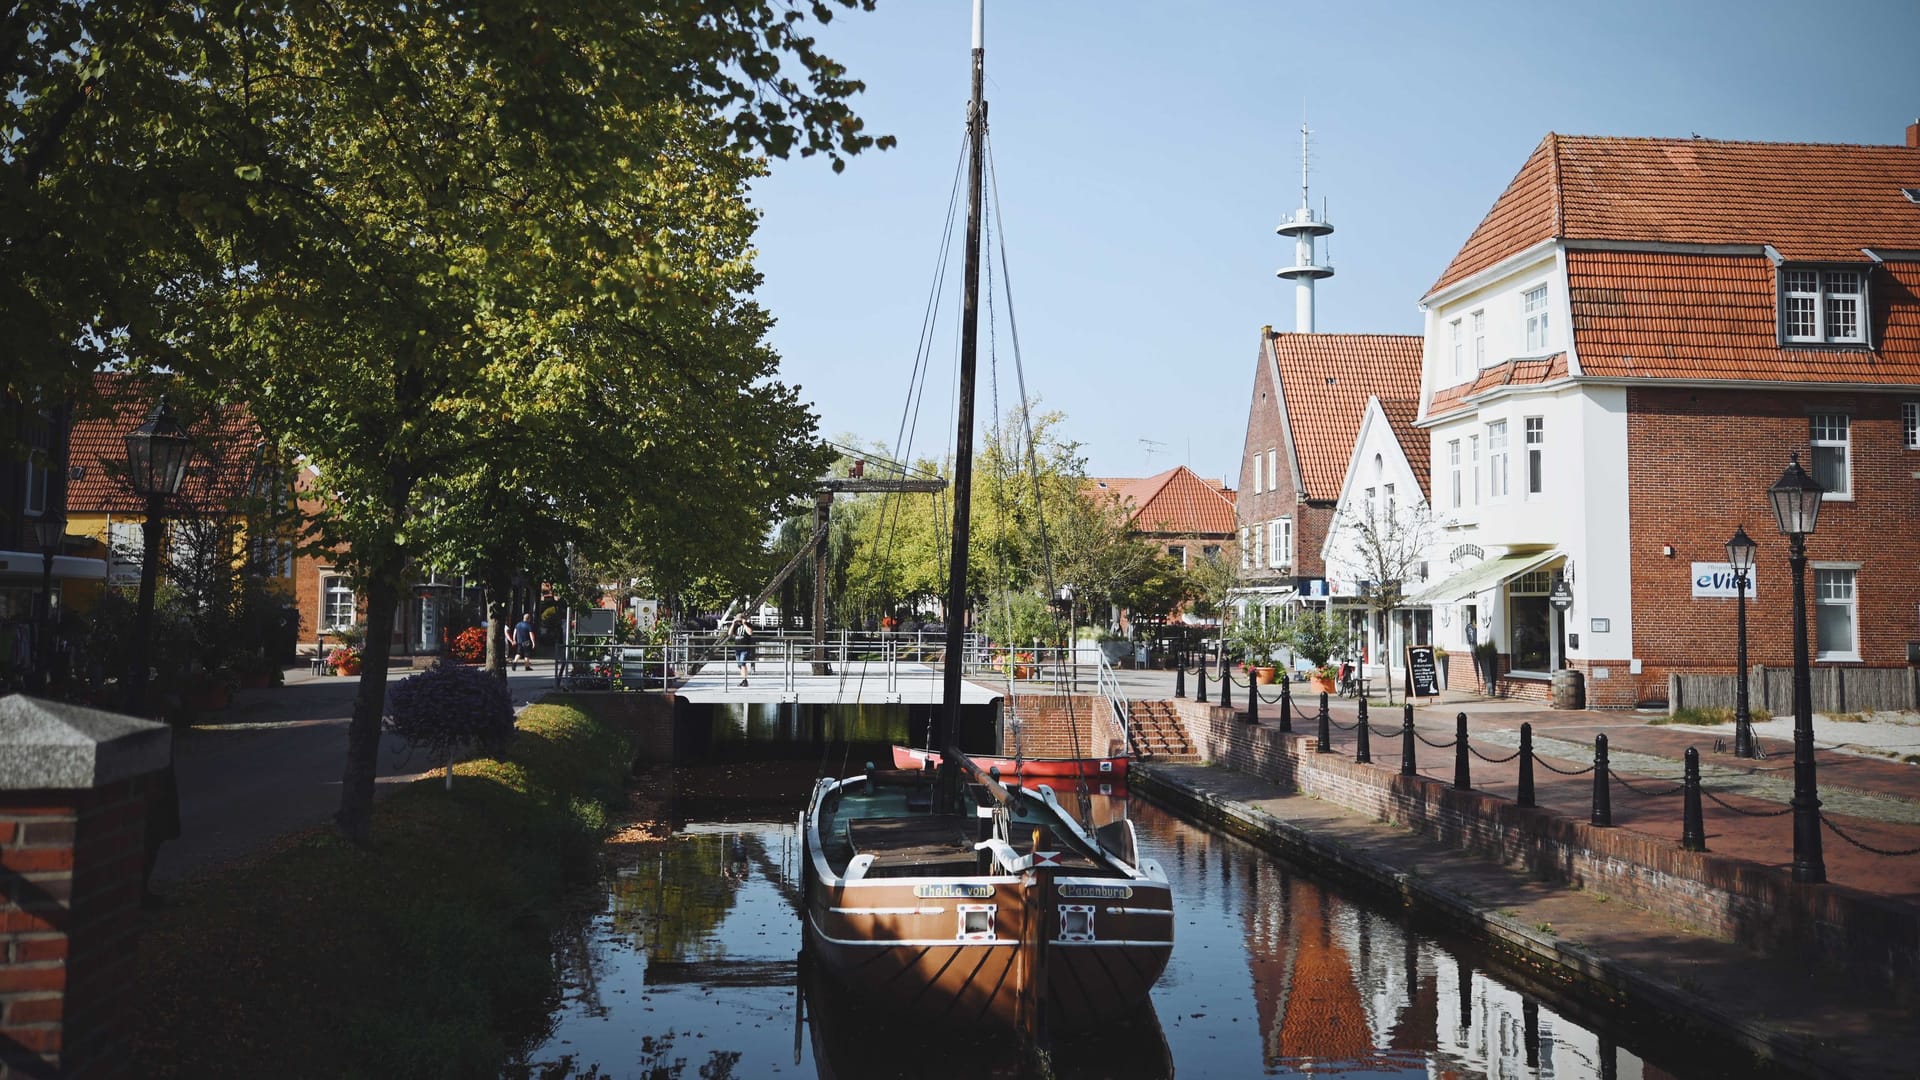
[1551,667,1585,710]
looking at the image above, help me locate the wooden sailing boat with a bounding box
[800,0,1173,1035]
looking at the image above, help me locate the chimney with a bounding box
[1909,119,1919,149]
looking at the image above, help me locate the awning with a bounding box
[0,553,109,581]
[1405,549,1561,606]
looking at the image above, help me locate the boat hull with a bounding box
[891,744,1129,783]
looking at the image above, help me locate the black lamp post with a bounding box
[1726,526,1758,759]
[28,512,67,695]
[1768,453,1825,884]
[124,398,195,715]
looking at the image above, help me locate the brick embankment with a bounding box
[1136,684,1920,1076]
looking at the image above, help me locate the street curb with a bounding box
[1134,763,1855,1080]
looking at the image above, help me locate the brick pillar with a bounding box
[0,696,170,1078]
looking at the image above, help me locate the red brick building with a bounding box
[1085,465,1237,568]
[1413,127,1920,706]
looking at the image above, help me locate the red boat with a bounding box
[892,745,1129,784]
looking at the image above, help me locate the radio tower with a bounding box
[1275,120,1334,332]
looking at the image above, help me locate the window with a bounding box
[1469,435,1481,506]
[1810,414,1850,497]
[1251,453,1262,495]
[1524,417,1544,495]
[1267,449,1277,493]
[1167,545,1186,567]
[1383,482,1396,517]
[1201,544,1220,561]
[1508,570,1554,672]
[1251,523,1263,568]
[1448,440,1462,509]
[323,575,357,630]
[1472,310,1486,368]
[1814,568,1857,660]
[1487,420,1509,498]
[1523,285,1550,352]
[1364,486,1376,520]
[1904,402,1918,450]
[1782,268,1866,344]
[22,412,50,517]
[1240,528,1251,569]
[1270,517,1293,567]
[1450,319,1464,378]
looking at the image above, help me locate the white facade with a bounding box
[1415,243,1634,683]
[1323,397,1439,686]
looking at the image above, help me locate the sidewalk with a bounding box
[153,661,558,886]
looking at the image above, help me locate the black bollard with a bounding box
[1316,692,1331,753]
[1592,733,1612,827]
[1453,712,1471,790]
[1400,704,1416,776]
[1279,678,1293,733]
[1355,697,1372,764]
[1247,673,1261,724]
[1196,661,1208,704]
[1518,722,1536,808]
[1681,746,1707,852]
[1220,662,1234,711]
[1174,649,1186,699]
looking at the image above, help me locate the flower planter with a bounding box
[1309,674,1337,695]
[335,659,363,677]
[1254,666,1278,685]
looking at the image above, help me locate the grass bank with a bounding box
[135,701,633,1078]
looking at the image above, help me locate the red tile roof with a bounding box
[1569,251,1920,384]
[1426,353,1571,419]
[1268,332,1425,501]
[1085,465,1237,537]
[1429,134,1920,296]
[1376,398,1430,501]
[68,373,265,513]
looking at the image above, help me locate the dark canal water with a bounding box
[509,759,1778,1079]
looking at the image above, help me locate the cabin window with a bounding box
[957,904,997,941]
[1057,904,1095,942]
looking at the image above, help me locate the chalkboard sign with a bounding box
[574,609,617,638]
[1405,645,1440,698]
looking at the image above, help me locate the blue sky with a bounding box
[749,0,1920,481]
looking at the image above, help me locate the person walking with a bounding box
[511,612,538,671]
[730,614,754,687]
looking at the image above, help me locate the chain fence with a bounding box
[1607,769,1686,797]
[1700,789,1794,817]
[1534,756,1595,776]
[1818,813,1920,857]
[1468,744,1524,764]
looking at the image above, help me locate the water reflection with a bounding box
[513,779,1756,1079]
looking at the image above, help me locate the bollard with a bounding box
[1316,692,1331,753]
[1196,662,1208,704]
[1681,747,1707,852]
[1355,698,1372,764]
[1453,712,1471,790]
[1400,704,1415,776]
[1247,673,1261,724]
[1592,733,1612,826]
[1279,679,1293,733]
[1174,650,1186,699]
[1220,663,1234,710]
[1517,722,1536,808]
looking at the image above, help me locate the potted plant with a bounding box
[1473,641,1500,695]
[328,643,364,677]
[1279,610,1352,696]
[1433,646,1450,690]
[1228,619,1286,684]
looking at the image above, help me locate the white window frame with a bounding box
[322,573,357,631]
[1364,486,1376,521]
[1523,285,1551,353]
[1240,527,1252,570]
[1268,518,1291,569]
[1812,564,1860,662]
[1167,544,1187,568]
[1469,434,1481,506]
[1524,416,1544,496]
[1450,318,1464,379]
[1447,439,1462,510]
[1903,402,1918,450]
[1383,482,1396,518]
[1809,413,1851,500]
[1471,310,1486,368]
[1251,452,1262,495]
[1267,448,1277,494]
[1487,420,1509,499]
[1780,267,1867,345]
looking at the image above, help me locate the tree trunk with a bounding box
[486,573,511,680]
[336,574,398,845]
[483,583,501,673]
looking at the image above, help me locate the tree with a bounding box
[1328,497,1438,703]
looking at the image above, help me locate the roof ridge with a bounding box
[1552,133,1920,151]
[1547,131,1565,239]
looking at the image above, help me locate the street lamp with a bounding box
[28,512,67,694]
[124,398,194,715]
[1725,526,1758,759]
[1768,453,1825,884]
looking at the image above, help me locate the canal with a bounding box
[508,755,1784,1078]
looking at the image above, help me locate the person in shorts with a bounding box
[730,615,753,686]
[511,613,537,671]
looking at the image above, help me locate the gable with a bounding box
[1268,332,1425,501]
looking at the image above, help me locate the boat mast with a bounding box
[941,0,987,753]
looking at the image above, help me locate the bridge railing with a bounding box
[1094,653,1131,756]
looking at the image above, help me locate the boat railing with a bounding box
[1094,652,1131,757]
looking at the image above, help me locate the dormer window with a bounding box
[1781,267,1867,345]
[1523,285,1551,352]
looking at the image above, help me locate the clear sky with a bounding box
[748,0,1920,483]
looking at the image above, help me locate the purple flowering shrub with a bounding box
[384,661,515,765]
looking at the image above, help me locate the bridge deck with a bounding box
[672,657,1003,705]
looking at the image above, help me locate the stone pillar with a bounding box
[0,696,170,1077]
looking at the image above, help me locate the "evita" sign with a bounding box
[1691,563,1758,599]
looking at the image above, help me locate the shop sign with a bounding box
[1691,563,1758,599]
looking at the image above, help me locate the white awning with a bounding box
[0,553,109,581]
[1405,549,1561,606]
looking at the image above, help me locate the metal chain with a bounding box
[1533,756,1596,776]
[1468,745,1523,764]
[1328,717,1359,732]
[1606,769,1685,797]
[1700,789,1794,817]
[1413,732,1458,749]
[1367,724,1405,740]
[1818,813,1920,857]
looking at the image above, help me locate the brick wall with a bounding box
[0,772,157,1077]
[1237,337,1332,581]
[1172,698,1919,994]
[1624,387,1920,706]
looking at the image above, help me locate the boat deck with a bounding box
[820,779,1104,878]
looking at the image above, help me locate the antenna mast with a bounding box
[1275,114,1334,333]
